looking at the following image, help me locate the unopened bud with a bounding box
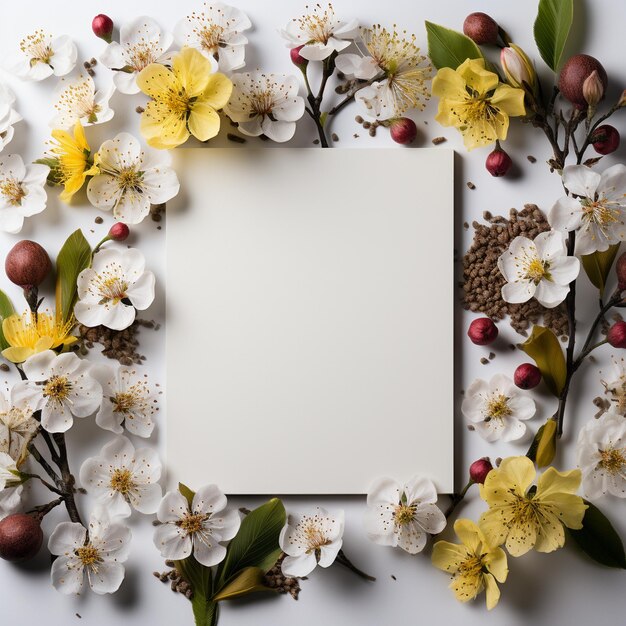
[501,44,537,94]
[5,241,51,288]
[486,148,512,177]
[389,117,417,145]
[514,363,542,389]
[467,317,498,345]
[559,54,607,109]
[591,124,620,155]
[583,70,604,108]
[290,45,308,68]
[469,458,493,484]
[463,12,499,45]
[607,321,626,349]
[109,222,130,242]
[92,14,114,43]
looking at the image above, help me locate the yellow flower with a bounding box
[431,58,526,150]
[137,47,233,149]
[432,518,508,610]
[49,121,99,202]
[1,311,76,363]
[479,456,587,557]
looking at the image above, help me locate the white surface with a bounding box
[167,148,454,494]
[0,0,624,625]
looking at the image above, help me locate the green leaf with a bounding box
[520,325,566,396]
[179,482,195,506]
[215,498,286,590]
[55,230,92,325]
[581,243,620,297]
[569,500,626,569]
[533,0,574,71]
[213,567,276,602]
[535,418,557,467]
[425,21,484,70]
[0,289,15,351]
[175,558,219,626]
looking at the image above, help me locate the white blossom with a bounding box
[0,84,22,152]
[50,73,114,129]
[0,390,38,462]
[0,452,24,519]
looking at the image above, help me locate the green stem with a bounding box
[335,549,375,582]
[443,479,473,519]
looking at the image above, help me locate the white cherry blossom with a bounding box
[0,84,22,153]
[0,390,38,462]
[50,73,114,129]
[0,452,25,518]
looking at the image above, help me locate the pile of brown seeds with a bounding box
[463,204,569,338]
[263,554,302,599]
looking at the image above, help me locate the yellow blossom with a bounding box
[49,121,99,202]
[137,47,233,149]
[1,311,76,363]
[431,58,526,150]
[479,456,587,557]
[432,518,508,610]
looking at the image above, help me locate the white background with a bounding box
[0,0,625,625]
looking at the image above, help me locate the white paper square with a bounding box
[167,148,454,494]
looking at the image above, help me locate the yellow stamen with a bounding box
[110,468,134,495]
[76,544,102,566]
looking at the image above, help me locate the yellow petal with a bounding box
[188,102,221,142]
[478,508,509,548]
[483,573,501,610]
[34,337,54,353]
[533,509,566,553]
[453,518,481,553]
[491,84,526,118]
[1,346,33,363]
[461,118,499,150]
[496,456,536,496]
[493,109,511,142]
[140,102,189,150]
[71,121,90,152]
[137,63,180,99]
[431,541,469,574]
[538,491,587,530]
[431,66,466,99]
[537,467,582,497]
[483,546,508,583]
[504,518,537,557]
[450,572,483,604]
[172,47,212,97]
[200,72,234,110]
[457,58,498,95]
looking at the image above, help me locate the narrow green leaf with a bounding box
[425,21,484,70]
[581,243,620,297]
[535,418,557,467]
[0,289,15,351]
[569,500,626,569]
[215,498,286,590]
[55,230,91,325]
[175,558,219,626]
[533,0,574,71]
[520,326,566,396]
[212,567,276,602]
[179,482,195,506]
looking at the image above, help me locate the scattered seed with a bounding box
[527,155,537,163]
[90,58,97,66]
[488,352,496,360]
[467,182,476,190]
[227,133,246,144]
[480,357,489,365]
[76,615,82,620]
[353,133,360,139]
[136,106,145,114]
[331,133,339,142]
[355,115,364,124]
[432,136,446,145]
[463,221,469,230]
[363,121,371,129]
[0,364,9,372]
[94,216,104,224]
[369,126,376,137]
[86,68,95,77]
[313,139,320,145]
[83,61,90,69]
[467,425,475,431]
[391,575,397,581]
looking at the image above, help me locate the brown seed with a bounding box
[527,155,537,163]
[432,136,446,145]
[466,182,476,190]
[227,133,246,144]
[95,216,104,224]
[331,133,339,142]
[136,106,145,114]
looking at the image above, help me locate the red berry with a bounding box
[467,318,498,345]
[0,514,43,562]
[608,321,626,349]
[5,241,51,288]
[463,12,499,45]
[389,118,417,145]
[591,125,620,155]
[485,148,512,177]
[558,54,607,109]
[469,458,493,484]
[92,14,114,43]
[109,222,130,242]
[514,363,542,389]
[290,45,308,68]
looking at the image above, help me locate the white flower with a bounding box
[0,390,38,462]
[99,17,173,95]
[224,72,305,142]
[79,436,162,518]
[154,485,240,567]
[601,357,626,415]
[462,374,536,443]
[11,351,102,433]
[87,132,179,224]
[281,3,358,61]
[0,451,24,518]
[497,230,580,308]
[279,507,344,576]
[173,2,251,72]
[336,25,431,120]
[0,84,22,152]
[50,73,115,129]
[577,411,626,499]
[91,364,159,437]
[549,164,626,256]
[49,512,131,595]
[364,476,445,554]
[74,248,155,331]
[0,154,49,234]
[6,29,76,81]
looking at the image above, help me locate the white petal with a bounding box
[281,553,317,577]
[48,522,87,555]
[157,490,189,523]
[154,522,191,560]
[192,535,226,567]
[366,477,400,507]
[87,561,125,594]
[126,272,155,310]
[192,484,227,516]
[562,165,601,198]
[51,556,84,594]
[534,280,570,308]
[502,280,535,303]
[404,476,438,505]
[549,196,583,232]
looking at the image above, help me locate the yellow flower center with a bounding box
[43,376,72,402]
[581,198,620,229]
[163,88,192,119]
[177,512,208,535]
[20,29,53,64]
[0,178,26,206]
[110,468,134,495]
[296,5,337,44]
[76,544,102,567]
[96,275,129,305]
[112,391,137,414]
[303,522,331,552]
[458,554,483,577]
[485,394,512,421]
[128,43,158,71]
[525,257,549,283]
[116,166,143,192]
[598,447,626,474]
[393,503,416,526]
[55,79,102,123]
[198,23,226,55]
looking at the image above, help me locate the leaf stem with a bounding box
[335,549,376,582]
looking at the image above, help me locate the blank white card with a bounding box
[167,148,454,494]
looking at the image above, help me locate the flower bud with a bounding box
[591,124,620,155]
[608,321,626,348]
[5,241,51,289]
[558,54,607,109]
[514,363,542,389]
[290,45,308,68]
[467,317,498,345]
[469,458,493,484]
[0,514,43,562]
[616,252,626,291]
[463,12,499,45]
[109,222,130,242]
[501,44,537,94]
[92,14,114,43]
[485,148,512,177]
[389,117,417,145]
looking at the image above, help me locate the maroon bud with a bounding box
[558,54,608,109]
[5,241,51,288]
[290,45,308,68]
[485,148,512,177]
[469,458,493,484]
[608,321,626,348]
[0,514,43,562]
[591,124,620,155]
[463,12,499,45]
[109,222,130,242]
[616,251,626,291]
[514,363,542,389]
[92,14,114,43]
[467,317,498,345]
[389,117,417,145]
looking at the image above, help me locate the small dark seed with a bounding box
[95,216,104,224]
[432,136,446,145]
[467,182,476,190]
